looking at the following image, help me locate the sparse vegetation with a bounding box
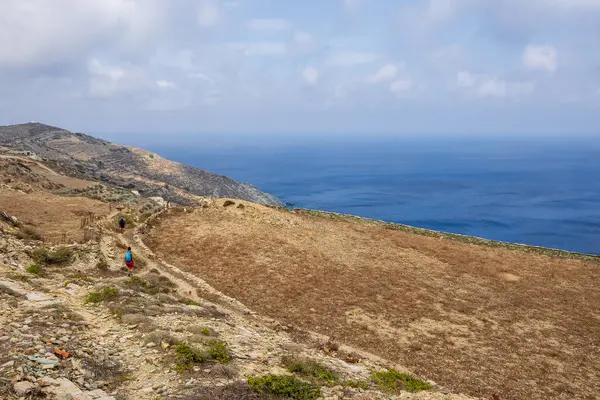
[122,314,149,325]
[96,258,109,271]
[174,342,206,373]
[223,200,236,207]
[183,382,268,400]
[371,368,431,393]
[31,246,74,265]
[179,297,201,306]
[146,330,179,346]
[26,263,43,275]
[282,356,338,384]
[16,225,44,241]
[84,286,120,303]
[247,374,320,400]
[207,340,230,364]
[341,379,370,390]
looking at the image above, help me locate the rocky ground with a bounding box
[0,208,478,400]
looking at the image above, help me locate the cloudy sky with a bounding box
[1,0,599,137]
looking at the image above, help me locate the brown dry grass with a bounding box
[148,205,600,400]
[0,188,110,243]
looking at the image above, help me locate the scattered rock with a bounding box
[13,380,37,396]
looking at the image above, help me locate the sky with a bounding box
[1,0,600,137]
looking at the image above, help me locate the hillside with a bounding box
[0,147,477,399]
[0,123,282,207]
[145,202,600,400]
[1,123,598,399]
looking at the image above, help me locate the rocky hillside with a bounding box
[0,123,282,207]
[0,206,476,400]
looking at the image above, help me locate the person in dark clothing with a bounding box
[119,216,126,232]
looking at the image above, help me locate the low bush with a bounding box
[207,340,230,364]
[175,342,206,373]
[371,368,431,393]
[84,287,120,304]
[32,246,74,265]
[282,356,338,384]
[26,264,43,275]
[247,375,320,400]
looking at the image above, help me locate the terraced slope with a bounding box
[0,123,282,207]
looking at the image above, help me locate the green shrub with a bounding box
[341,380,370,390]
[26,264,43,275]
[84,287,120,304]
[174,342,206,373]
[283,356,338,384]
[371,368,431,393]
[207,340,230,364]
[247,375,320,400]
[32,246,74,265]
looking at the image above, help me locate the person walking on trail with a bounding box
[125,247,134,277]
[119,216,126,233]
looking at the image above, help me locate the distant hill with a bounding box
[0,123,282,206]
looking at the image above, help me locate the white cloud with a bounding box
[302,67,319,86]
[230,42,287,56]
[247,18,291,31]
[390,79,412,93]
[156,80,176,89]
[456,71,534,98]
[87,59,145,99]
[366,63,399,84]
[327,51,378,67]
[0,0,163,69]
[523,45,558,72]
[197,0,220,27]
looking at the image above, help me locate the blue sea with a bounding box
[143,136,600,255]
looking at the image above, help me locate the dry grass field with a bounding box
[148,201,600,400]
[0,189,110,243]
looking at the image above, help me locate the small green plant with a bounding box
[283,356,338,384]
[26,264,43,275]
[342,380,370,390]
[208,340,230,364]
[247,375,320,400]
[84,287,120,304]
[148,153,155,159]
[201,328,211,336]
[174,342,206,373]
[371,368,431,393]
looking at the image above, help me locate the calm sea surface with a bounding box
[143,137,600,255]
